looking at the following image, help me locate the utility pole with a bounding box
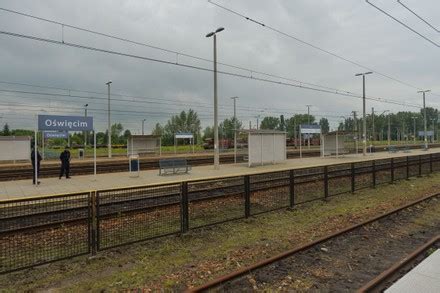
[371,107,375,142]
[231,96,239,163]
[355,72,373,156]
[206,27,225,170]
[106,81,112,158]
[306,105,312,149]
[418,90,430,149]
[388,113,391,147]
[142,119,146,135]
[352,111,358,154]
[84,104,88,148]
[412,116,417,143]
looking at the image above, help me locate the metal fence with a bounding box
[1,153,440,273]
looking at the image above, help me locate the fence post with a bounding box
[390,158,394,183]
[90,191,97,255]
[372,160,376,188]
[95,191,100,252]
[418,155,422,177]
[324,166,329,199]
[180,182,189,233]
[430,154,433,173]
[351,163,355,193]
[244,175,251,218]
[289,170,295,208]
[406,156,410,180]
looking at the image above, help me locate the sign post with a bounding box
[36,114,95,185]
[300,124,321,159]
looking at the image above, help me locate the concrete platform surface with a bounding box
[1,148,439,200]
[386,249,440,293]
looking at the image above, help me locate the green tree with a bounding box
[219,117,242,140]
[123,129,131,140]
[278,115,286,131]
[203,126,213,140]
[2,123,11,136]
[152,123,164,136]
[260,116,280,130]
[111,123,124,144]
[319,118,329,134]
[162,109,201,145]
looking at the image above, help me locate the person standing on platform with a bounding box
[31,146,42,185]
[59,146,71,179]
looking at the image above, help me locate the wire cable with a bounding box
[397,0,439,33]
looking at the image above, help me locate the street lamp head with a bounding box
[106,81,112,85]
[84,104,88,107]
[215,27,225,33]
[417,90,431,93]
[355,72,373,77]
[365,72,373,75]
[206,32,215,38]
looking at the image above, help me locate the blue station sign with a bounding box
[38,115,93,131]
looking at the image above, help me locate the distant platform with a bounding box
[386,249,440,293]
[0,148,439,200]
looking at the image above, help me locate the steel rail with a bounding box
[187,191,440,292]
[358,235,440,292]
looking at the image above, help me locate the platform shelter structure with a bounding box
[321,131,354,157]
[240,129,287,167]
[127,135,161,157]
[0,136,31,163]
[35,114,96,185]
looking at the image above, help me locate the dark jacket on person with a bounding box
[31,150,42,168]
[60,150,71,165]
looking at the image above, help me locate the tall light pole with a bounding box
[355,72,373,156]
[306,105,312,149]
[84,104,88,148]
[418,90,430,149]
[142,119,146,135]
[380,110,390,147]
[431,118,436,143]
[231,96,239,163]
[352,111,358,153]
[371,107,375,142]
[106,81,112,158]
[412,116,417,143]
[206,27,225,170]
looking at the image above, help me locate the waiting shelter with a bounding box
[127,135,161,157]
[174,132,195,154]
[0,136,31,163]
[241,129,287,167]
[35,114,96,185]
[322,131,352,157]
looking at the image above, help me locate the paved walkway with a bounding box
[386,249,440,293]
[1,148,439,200]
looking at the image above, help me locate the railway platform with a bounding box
[1,147,439,200]
[386,249,440,292]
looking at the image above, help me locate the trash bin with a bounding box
[78,149,85,159]
[129,155,140,177]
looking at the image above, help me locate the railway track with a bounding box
[188,192,440,292]
[1,143,436,181]
[0,149,320,181]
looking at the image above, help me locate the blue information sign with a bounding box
[38,115,93,131]
[44,131,69,139]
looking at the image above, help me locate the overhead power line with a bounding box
[365,0,439,48]
[0,29,422,109]
[397,0,439,33]
[208,0,438,94]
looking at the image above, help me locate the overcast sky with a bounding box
[0,0,438,133]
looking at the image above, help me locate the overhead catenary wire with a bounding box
[0,6,429,106]
[0,29,423,109]
[208,0,439,96]
[396,0,439,33]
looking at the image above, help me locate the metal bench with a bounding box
[388,145,398,153]
[159,158,191,175]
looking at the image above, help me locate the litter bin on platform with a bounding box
[78,149,85,160]
[129,155,140,177]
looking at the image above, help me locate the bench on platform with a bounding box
[388,145,398,153]
[159,158,191,175]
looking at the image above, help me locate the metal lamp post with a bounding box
[142,119,146,135]
[231,96,239,163]
[206,27,225,170]
[355,72,373,156]
[412,116,417,143]
[106,81,112,158]
[418,90,430,149]
[84,104,88,148]
[306,105,312,149]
